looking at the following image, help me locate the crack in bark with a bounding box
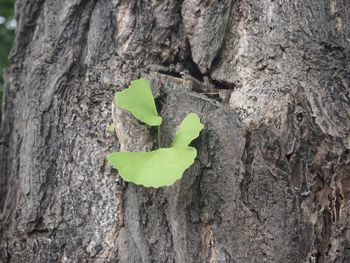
[239,130,262,222]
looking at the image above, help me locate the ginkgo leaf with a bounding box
[107,112,204,188]
[171,113,204,148]
[107,147,197,187]
[108,78,205,188]
[115,78,162,126]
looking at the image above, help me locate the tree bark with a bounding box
[1,0,350,262]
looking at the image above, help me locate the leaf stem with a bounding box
[157,125,161,148]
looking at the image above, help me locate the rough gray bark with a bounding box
[1,0,350,262]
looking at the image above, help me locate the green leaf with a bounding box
[107,147,197,187]
[171,113,204,148]
[106,123,116,134]
[115,78,162,126]
[107,112,204,188]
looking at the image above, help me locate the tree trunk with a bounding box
[1,0,350,262]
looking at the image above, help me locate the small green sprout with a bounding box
[107,78,204,188]
[106,123,116,134]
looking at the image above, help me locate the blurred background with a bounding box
[0,0,16,111]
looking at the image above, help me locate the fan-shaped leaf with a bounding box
[171,113,204,147]
[107,147,197,187]
[115,78,162,126]
[107,112,204,188]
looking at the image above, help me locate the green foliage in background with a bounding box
[107,78,204,188]
[0,0,16,110]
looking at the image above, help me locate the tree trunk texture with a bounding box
[1,0,350,262]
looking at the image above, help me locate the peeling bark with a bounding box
[1,0,350,262]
